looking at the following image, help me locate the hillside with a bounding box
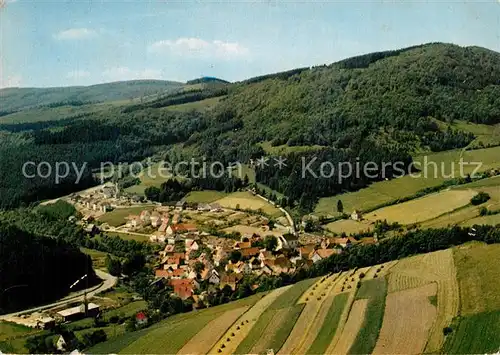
[89,242,500,354]
[1,42,500,210]
[0,80,184,113]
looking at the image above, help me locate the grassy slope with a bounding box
[235,278,317,354]
[315,146,500,216]
[348,278,388,354]
[306,292,349,355]
[443,243,500,352]
[444,310,500,354]
[89,293,264,354]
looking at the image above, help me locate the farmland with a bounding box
[314,145,500,217]
[364,189,476,224]
[89,243,500,354]
[97,206,155,227]
[215,191,284,218]
[324,219,374,235]
[373,283,437,354]
[184,190,228,203]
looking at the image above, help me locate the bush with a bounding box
[443,326,453,336]
[471,192,490,205]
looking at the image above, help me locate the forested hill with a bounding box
[0,79,184,113]
[201,43,500,162]
[1,42,499,210]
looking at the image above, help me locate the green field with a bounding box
[163,96,222,112]
[81,248,109,269]
[454,243,500,315]
[98,206,155,227]
[315,146,500,216]
[215,191,284,218]
[89,293,264,354]
[0,321,41,354]
[185,190,228,203]
[443,310,500,353]
[306,292,349,355]
[106,231,150,242]
[235,278,316,354]
[349,278,388,354]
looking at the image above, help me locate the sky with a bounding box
[0,0,499,88]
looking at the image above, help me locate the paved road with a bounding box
[0,270,117,320]
[252,192,296,234]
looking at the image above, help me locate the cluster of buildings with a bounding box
[152,227,377,301]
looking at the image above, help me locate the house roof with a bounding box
[313,249,339,259]
[300,245,316,257]
[234,241,251,249]
[220,274,243,284]
[240,247,260,258]
[171,224,197,233]
[282,233,298,241]
[136,312,148,320]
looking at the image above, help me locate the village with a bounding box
[59,184,376,304]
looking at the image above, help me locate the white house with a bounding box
[277,234,299,250]
[55,335,66,352]
[209,270,220,284]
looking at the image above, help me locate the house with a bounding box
[55,335,67,351]
[175,200,187,211]
[310,249,341,263]
[139,210,152,225]
[351,210,362,221]
[102,186,116,198]
[56,303,100,322]
[84,224,98,235]
[299,245,316,260]
[265,256,291,274]
[220,274,243,291]
[128,215,141,228]
[249,257,262,270]
[167,234,183,245]
[208,270,220,284]
[99,202,112,213]
[240,247,260,259]
[160,244,175,257]
[82,215,94,223]
[150,231,166,243]
[172,214,181,224]
[214,247,229,266]
[36,316,55,329]
[150,212,162,227]
[158,223,168,233]
[277,234,299,250]
[258,250,274,262]
[135,312,148,326]
[234,241,251,250]
[170,279,195,299]
[209,203,223,212]
[167,224,197,235]
[237,262,252,274]
[186,240,200,252]
[197,203,211,212]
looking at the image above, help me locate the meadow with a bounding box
[88,243,500,355]
[215,191,284,218]
[314,146,500,217]
[97,206,155,227]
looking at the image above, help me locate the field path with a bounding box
[373,283,437,354]
[209,285,292,354]
[330,298,369,354]
[177,306,248,355]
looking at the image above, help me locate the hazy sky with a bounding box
[1,0,499,88]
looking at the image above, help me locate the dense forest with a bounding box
[0,222,97,314]
[1,43,499,210]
